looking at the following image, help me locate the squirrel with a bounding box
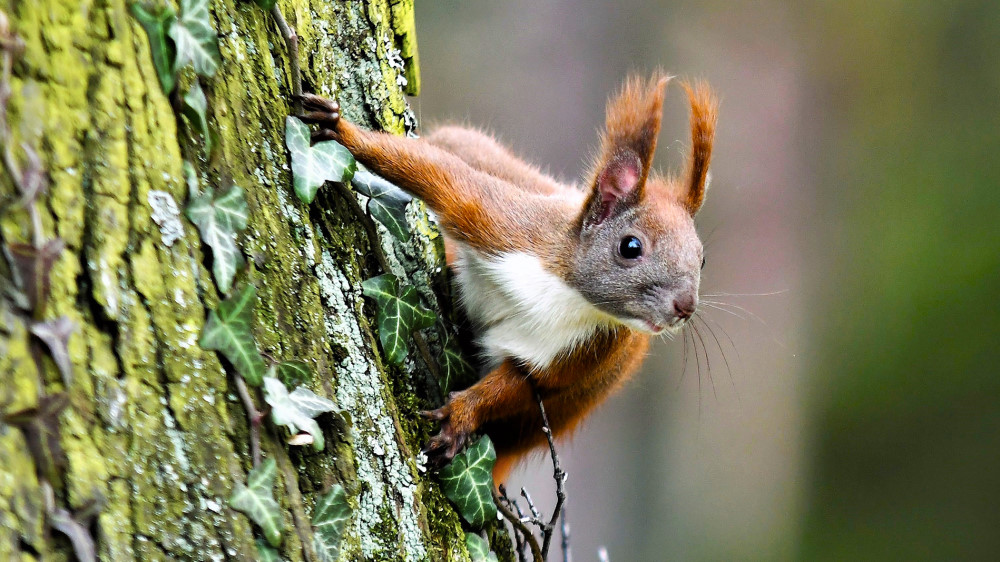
[298,72,719,483]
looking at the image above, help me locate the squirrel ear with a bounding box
[582,73,669,228]
[583,151,642,227]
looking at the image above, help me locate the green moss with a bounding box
[0,0,504,559]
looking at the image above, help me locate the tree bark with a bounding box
[0,0,506,560]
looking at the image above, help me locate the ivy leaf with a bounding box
[254,0,277,10]
[440,342,475,395]
[312,484,352,562]
[49,498,104,562]
[49,508,96,562]
[229,458,283,547]
[438,436,497,528]
[200,284,266,385]
[262,375,338,451]
[130,2,177,93]
[351,170,412,241]
[5,239,64,315]
[465,533,498,562]
[185,170,248,294]
[1,393,69,482]
[275,360,312,386]
[30,316,76,387]
[360,274,436,365]
[183,80,212,155]
[285,116,356,204]
[255,539,283,562]
[168,0,221,77]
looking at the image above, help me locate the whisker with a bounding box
[676,324,691,391]
[702,290,788,298]
[692,322,717,401]
[696,314,741,407]
[699,301,748,321]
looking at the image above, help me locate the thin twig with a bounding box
[270,4,302,113]
[534,388,568,561]
[234,375,263,466]
[519,488,545,526]
[492,487,543,562]
[498,485,528,562]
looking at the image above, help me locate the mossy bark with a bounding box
[0,0,509,560]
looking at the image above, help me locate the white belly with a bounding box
[453,244,613,372]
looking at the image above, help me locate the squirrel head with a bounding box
[569,75,719,334]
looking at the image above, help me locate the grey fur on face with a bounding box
[568,199,702,333]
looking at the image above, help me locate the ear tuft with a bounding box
[681,80,719,214]
[582,73,670,229]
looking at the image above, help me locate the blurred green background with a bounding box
[414,0,1000,560]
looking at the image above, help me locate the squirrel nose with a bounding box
[673,294,697,320]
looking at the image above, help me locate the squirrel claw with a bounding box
[297,93,340,114]
[312,128,338,143]
[420,407,448,421]
[421,402,472,467]
[422,424,470,468]
[296,93,340,129]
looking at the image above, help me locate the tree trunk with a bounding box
[0,0,506,560]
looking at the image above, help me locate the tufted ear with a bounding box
[582,73,669,228]
[680,80,719,215]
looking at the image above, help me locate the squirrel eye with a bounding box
[701,257,706,270]
[618,236,643,260]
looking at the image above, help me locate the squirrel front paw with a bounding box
[296,93,341,143]
[421,397,474,468]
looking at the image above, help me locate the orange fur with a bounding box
[323,75,717,483]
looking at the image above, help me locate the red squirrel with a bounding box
[299,73,718,483]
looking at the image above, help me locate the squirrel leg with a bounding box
[421,360,533,468]
[298,93,537,254]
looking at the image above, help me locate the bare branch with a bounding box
[534,388,568,561]
[234,375,264,466]
[270,5,302,113]
[492,487,543,562]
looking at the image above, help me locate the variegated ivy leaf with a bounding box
[360,274,436,365]
[229,458,283,547]
[275,360,312,386]
[130,2,177,93]
[199,284,267,385]
[440,341,475,395]
[168,0,221,77]
[5,238,64,315]
[465,533,498,562]
[185,167,248,294]
[50,507,97,562]
[1,393,69,483]
[255,539,283,562]
[312,484,352,562]
[285,116,356,204]
[262,375,338,451]
[183,80,212,155]
[30,316,76,387]
[351,170,412,241]
[438,436,497,528]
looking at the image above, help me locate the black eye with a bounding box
[618,236,643,260]
[701,257,706,270]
